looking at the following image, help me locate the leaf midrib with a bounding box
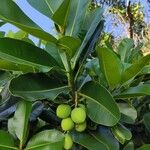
[79,93,119,121]
[25,141,62,150]
[0,51,51,69]
[12,86,69,94]
[69,0,81,36]
[0,144,17,150]
[45,0,54,15]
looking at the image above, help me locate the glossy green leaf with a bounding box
[10,100,32,147]
[0,21,5,27]
[0,71,12,87]
[115,84,150,98]
[80,81,120,126]
[27,0,63,19]
[65,0,89,37]
[71,7,104,68]
[52,0,71,26]
[117,38,134,63]
[73,132,108,150]
[0,59,36,73]
[0,31,5,38]
[45,43,64,68]
[0,38,59,71]
[57,36,81,58]
[78,6,105,41]
[0,130,17,150]
[111,124,132,144]
[10,73,69,101]
[123,141,134,150]
[143,113,150,132]
[25,130,64,150]
[96,126,120,150]
[0,0,57,43]
[97,47,122,88]
[121,54,150,83]
[140,65,150,75]
[118,103,137,124]
[137,144,150,150]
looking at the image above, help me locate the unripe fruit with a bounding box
[61,118,74,131]
[64,134,73,150]
[71,107,86,123]
[75,121,87,132]
[56,104,71,119]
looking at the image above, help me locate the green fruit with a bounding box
[71,107,86,123]
[64,134,73,150]
[75,121,87,132]
[56,104,71,119]
[61,118,74,131]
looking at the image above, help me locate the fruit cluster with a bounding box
[56,104,87,150]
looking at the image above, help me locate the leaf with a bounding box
[80,81,120,126]
[52,0,71,26]
[72,132,108,150]
[71,7,104,68]
[27,0,63,19]
[140,65,150,75]
[30,101,44,122]
[0,0,57,43]
[143,113,150,132]
[0,59,36,73]
[0,130,17,150]
[118,103,137,124]
[121,54,150,84]
[97,47,122,88]
[10,100,32,147]
[0,38,59,71]
[0,97,18,120]
[25,130,64,150]
[0,21,5,27]
[0,31,5,38]
[115,84,150,98]
[65,0,89,37]
[137,144,150,150]
[96,126,120,150]
[39,108,60,125]
[0,71,12,87]
[117,38,134,63]
[111,124,132,144]
[10,73,69,101]
[57,36,81,58]
[45,43,64,68]
[123,141,134,150]
[75,21,104,74]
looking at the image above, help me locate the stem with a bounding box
[19,142,23,150]
[68,69,78,107]
[67,58,78,107]
[60,51,78,106]
[127,1,134,39]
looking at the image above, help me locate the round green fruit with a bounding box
[71,107,86,123]
[56,104,71,119]
[61,118,74,131]
[75,121,87,132]
[64,134,73,150]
